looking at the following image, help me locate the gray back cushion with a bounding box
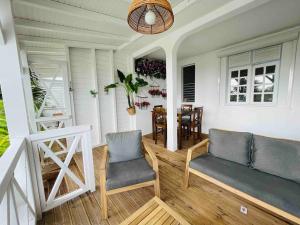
[106,130,143,163]
[208,129,252,166]
[252,135,300,184]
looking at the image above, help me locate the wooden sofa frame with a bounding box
[99,142,160,219]
[184,139,300,225]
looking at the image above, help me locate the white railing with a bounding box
[29,125,95,212]
[0,138,38,225]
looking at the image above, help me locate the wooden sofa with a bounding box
[184,129,300,225]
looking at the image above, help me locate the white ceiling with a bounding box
[178,0,300,59]
[13,0,300,60]
[13,0,231,50]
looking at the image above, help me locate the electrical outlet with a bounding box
[240,205,248,215]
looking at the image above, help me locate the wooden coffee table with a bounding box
[120,197,190,225]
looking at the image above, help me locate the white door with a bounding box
[29,61,73,132]
[69,48,100,146]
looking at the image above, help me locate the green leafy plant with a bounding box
[0,99,9,156]
[90,89,98,97]
[105,70,148,109]
[30,69,46,111]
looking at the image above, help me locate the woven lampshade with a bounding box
[128,0,174,34]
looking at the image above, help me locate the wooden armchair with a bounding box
[99,130,160,219]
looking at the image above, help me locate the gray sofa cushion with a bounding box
[190,155,300,216]
[106,130,143,163]
[252,135,300,184]
[106,158,155,190]
[190,155,300,217]
[208,129,252,165]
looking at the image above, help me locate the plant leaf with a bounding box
[117,70,125,83]
[104,83,118,92]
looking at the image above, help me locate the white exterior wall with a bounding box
[177,35,300,141]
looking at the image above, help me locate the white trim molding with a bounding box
[217,26,300,57]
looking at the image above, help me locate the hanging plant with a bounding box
[135,96,150,110]
[104,70,148,115]
[148,85,161,97]
[135,58,166,80]
[161,88,167,99]
[90,89,98,97]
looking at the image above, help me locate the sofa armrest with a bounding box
[186,138,209,164]
[142,142,159,174]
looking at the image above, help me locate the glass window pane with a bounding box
[266,65,276,74]
[264,94,273,102]
[240,69,248,77]
[231,71,238,78]
[239,77,247,85]
[230,86,238,94]
[230,95,237,102]
[255,67,264,75]
[253,94,262,102]
[254,75,263,84]
[254,85,263,93]
[239,86,247,93]
[231,78,239,86]
[239,95,246,102]
[265,74,274,84]
[264,84,274,93]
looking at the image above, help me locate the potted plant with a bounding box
[104,70,148,115]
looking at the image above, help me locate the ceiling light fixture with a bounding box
[128,0,174,35]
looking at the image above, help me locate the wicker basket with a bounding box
[128,0,174,34]
[127,107,136,115]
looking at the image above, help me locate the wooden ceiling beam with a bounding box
[14,0,128,27]
[15,18,130,42]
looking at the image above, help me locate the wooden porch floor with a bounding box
[38,134,291,225]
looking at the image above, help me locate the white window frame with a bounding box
[250,61,280,106]
[182,64,195,103]
[227,66,251,105]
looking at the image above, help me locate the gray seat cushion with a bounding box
[252,135,300,184]
[208,129,252,166]
[190,155,300,217]
[106,158,155,190]
[106,130,143,163]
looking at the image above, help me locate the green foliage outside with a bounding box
[0,100,9,156]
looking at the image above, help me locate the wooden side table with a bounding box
[120,197,190,225]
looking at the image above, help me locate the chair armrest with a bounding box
[142,142,159,173]
[99,146,108,171]
[186,138,209,165]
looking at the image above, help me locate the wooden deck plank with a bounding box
[39,134,292,225]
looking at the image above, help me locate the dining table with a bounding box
[151,108,195,150]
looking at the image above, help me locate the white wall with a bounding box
[178,35,300,141]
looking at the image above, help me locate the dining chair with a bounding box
[180,104,193,139]
[153,110,167,147]
[191,107,203,143]
[100,130,160,219]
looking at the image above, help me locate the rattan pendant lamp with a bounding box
[128,0,174,34]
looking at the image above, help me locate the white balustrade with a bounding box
[29,125,95,212]
[0,138,37,225]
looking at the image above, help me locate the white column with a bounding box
[165,44,178,151]
[0,0,30,137]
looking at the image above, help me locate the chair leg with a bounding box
[154,179,161,198]
[155,127,158,144]
[100,171,108,219]
[164,128,167,148]
[184,167,190,189]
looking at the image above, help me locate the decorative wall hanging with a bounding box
[135,58,166,80]
[161,88,167,99]
[128,0,174,35]
[148,85,161,97]
[135,96,150,110]
[104,70,148,116]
